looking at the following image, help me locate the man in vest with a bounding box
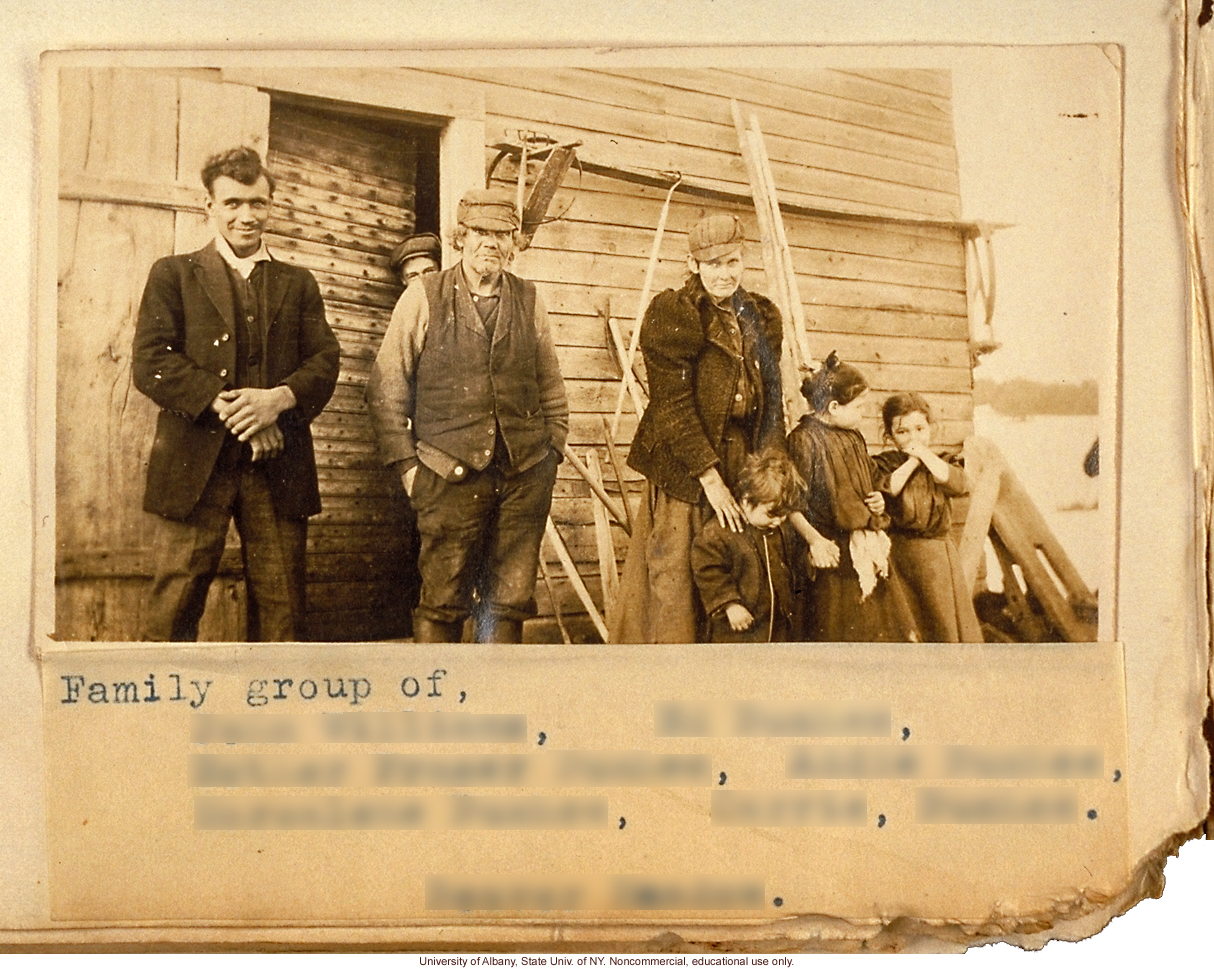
[367,187,569,643]
[132,146,341,641]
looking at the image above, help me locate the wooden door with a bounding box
[266,98,424,641]
[55,68,269,640]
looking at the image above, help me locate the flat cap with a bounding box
[458,187,520,231]
[688,214,744,261]
[388,232,442,272]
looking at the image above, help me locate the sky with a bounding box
[948,46,1122,387]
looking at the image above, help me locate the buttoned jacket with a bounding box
[132,241,341,520]
[627,275,786,504]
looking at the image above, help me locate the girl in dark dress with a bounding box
[874,392,982,643]
[786,353,918,642]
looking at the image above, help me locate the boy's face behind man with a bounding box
[741,499,784,531]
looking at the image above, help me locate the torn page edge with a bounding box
[1182,0,1214,833]
[0,826,1196,953]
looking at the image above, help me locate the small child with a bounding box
[786,352,918,642]
[690,449,804,643]
[874,392,982,643]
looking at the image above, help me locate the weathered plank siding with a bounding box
[266,99,425,641]
[55,68,269,640]
[55,65,971,638]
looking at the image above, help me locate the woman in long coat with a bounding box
[609,214,786,643]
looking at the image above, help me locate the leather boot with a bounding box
[412,617,465,643]
[477,617,523,643]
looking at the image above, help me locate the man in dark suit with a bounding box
[132,146,340,641]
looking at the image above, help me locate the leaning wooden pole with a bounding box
[610,174,682,438]
[561,443,631,536]
[545,517,611,643]
[748,110,818,376]
[731,100,807,423]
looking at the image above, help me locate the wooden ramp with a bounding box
[959,437,1099,642]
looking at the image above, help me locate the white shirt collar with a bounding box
[214,233,272,280]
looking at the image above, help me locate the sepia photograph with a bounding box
[49,51,1116,648]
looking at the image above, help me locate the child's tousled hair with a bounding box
[735,448,806,517]
[882,391,933,439]
[800,351,868,414]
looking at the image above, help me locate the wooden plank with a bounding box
[803,332,971,369]
[490,111,959,221]
[727,68,953,122]
[837,68,954,99]
[586,449,620,618]
[307,269,401,309]
[178,76,271,186]
[58,171,205,214]
[560,445,631,533]
[543,285,969,343]
[263,216,402,259]
[990,503,1094,643]
[593,69,959,170]
[105,69,181,183]
[568,412,638,446]
[56,201,175,555]
[262,233,400,285]
[269,128,415,183]
[434,67,668,114]
[271,177,418,228]
[58,68,94,175]
[55,575,245,642]
[988,531,1052,642]
[521,248,969,316]
[271,109,419,162]
[272,186,415,234]
[664,112,960,197]
[957,437,1005,593]
[680,67,956,144]
[315,468,399,497]
[268,149,415,205]
[526,219,966,289]
[804,304,969,341]
[523,165,966,244]
[544,518,610,642]
[529,200,966,276]
[456,74,670,143]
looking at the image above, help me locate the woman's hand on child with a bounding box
[808,537,841,569]
[725,602,754,631]
[864,490,885,515]
[699,467,745,533]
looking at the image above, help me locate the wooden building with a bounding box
[54,65,979,642]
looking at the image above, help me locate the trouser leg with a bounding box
[475,616,524,643]
[233,466,308,642]
[413,616,468,643]
[141,464,240,642]
[411,464,496,626]
[476,450,557,634]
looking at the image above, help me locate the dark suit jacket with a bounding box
[132,241,340,521]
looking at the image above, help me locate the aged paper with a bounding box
[2,0,1211,955]
[41,642,1130,929]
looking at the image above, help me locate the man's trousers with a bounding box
[141,451,308,642]
[411,449,558,628]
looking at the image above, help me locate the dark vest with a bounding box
[414,267,549,473]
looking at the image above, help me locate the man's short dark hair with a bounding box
[201,146,276,196]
